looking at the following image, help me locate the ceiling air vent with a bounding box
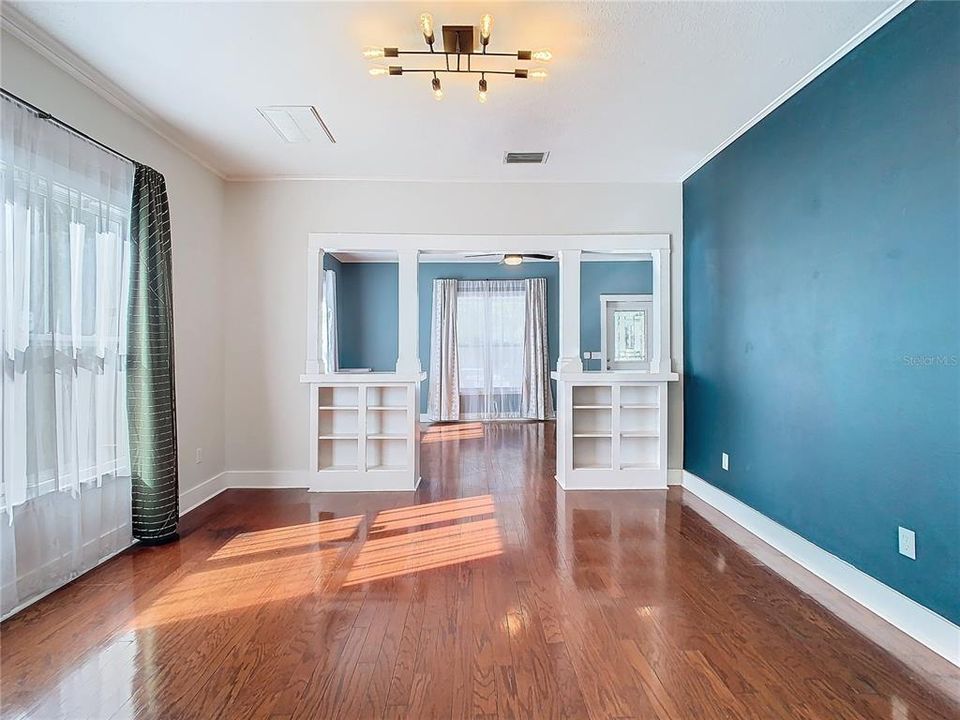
[503,151,549,165]
[257,105,336,144]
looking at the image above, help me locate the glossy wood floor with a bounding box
[2,422,958,720]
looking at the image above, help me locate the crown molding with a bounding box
[0,4,227,180]
[679,0,913,182]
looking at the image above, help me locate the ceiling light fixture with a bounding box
[503,254,523,266]
[364,11,552,102]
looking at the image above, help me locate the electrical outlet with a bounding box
[195,447,203,464]
[898,527,916,560]
[721,452,729,471]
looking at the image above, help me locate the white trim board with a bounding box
[679,0,914,181]
[682,470,960,667]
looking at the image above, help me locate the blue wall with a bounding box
[335,262,398,371]
[683,2,959,624]
[580,261,653,370]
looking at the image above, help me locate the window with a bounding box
[601,295,653,371]
[455,280,526,419]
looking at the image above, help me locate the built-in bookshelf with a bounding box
[555,376,671,489]
[306,375,424,490]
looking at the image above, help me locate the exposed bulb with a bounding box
[363,47,385,59]
[478,78,488,103]
[368,65,389,77]
[433,89,444,101]
[479,14,494,42]
[532,49,552,62]
[529,69,548,80]
[420,12,435,43]
[432,76,443,100]
[503,254,523,266]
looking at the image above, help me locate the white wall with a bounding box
[1,30,227,501]
[223,180,684,473]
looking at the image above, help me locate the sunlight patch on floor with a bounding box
[208,514,363,560]
[368,495,494,534]
[344,496,502,586]
[421,422,485,444]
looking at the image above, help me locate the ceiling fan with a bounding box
[465,252,555,266]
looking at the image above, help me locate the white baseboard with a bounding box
[222,470,311,489]
[221,470,419,493]
[681,470,960,667]
[179,471,227,516]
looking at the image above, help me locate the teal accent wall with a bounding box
[336,262,398,371]
[683,2,959,623]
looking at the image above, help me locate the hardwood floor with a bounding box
[2,421,957,719]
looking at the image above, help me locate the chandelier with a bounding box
[365,12,551,103]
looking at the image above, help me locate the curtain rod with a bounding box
[1,87,138,166]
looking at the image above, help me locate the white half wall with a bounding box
[222,180,683,475]
[1,29,227,500]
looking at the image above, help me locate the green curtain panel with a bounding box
[127,165,179,544]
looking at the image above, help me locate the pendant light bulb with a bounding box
[529,68,548,80]
[368,65,389,77]
[532,49,552,62]
[478,77,488,104]
[363,47,385,59]
[479,14,493,45]
[432,76,443,100]
[420,12,435,44]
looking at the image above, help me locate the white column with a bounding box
[395,249,421,375]
[651,247,671,374]
[556,249,583,373]
[305,242,326,374]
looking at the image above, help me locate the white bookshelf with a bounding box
[303,373,425,491]
[553,372,675,489]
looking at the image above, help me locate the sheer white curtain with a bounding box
[427,278,459,421]
[1,95,135,617]
[320,269,338,372]
[456,279,526,420]
[520,277,554,420]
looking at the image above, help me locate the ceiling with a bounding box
[7,1,897,182]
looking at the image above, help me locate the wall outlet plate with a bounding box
[898,527,916,560]
[721,452,729,471]
[195,447,203,464]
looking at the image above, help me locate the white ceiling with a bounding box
[8,1,896,182]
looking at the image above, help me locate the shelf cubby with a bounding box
[318,385,359,409]
[319,408,359,436]
[572,436,612,469]
[367,407,407,436]
[620,436,659,470]
[366,436,408,472]
[367,385,408,409]
[620,384,658,407]
[620,406,658,435]
[572,385,612,408]
[573,407,612,436]
[318,437,359,471]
